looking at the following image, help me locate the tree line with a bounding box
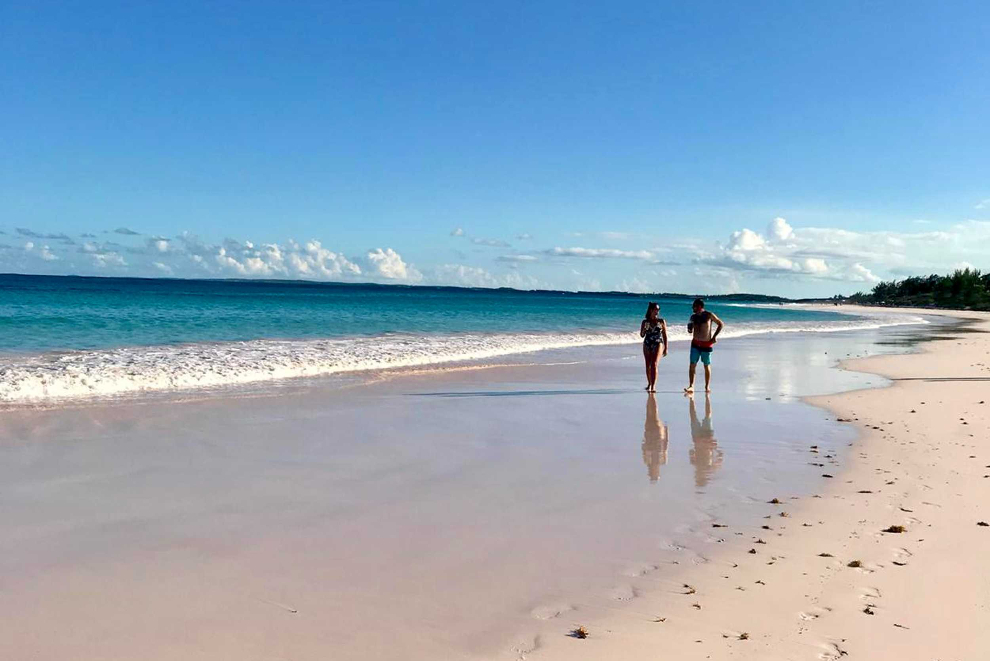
[848,268,990,310]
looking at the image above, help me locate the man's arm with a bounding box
[709,312,724,341]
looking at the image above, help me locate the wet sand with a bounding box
[530,308,990,660]
[0,316,970,660]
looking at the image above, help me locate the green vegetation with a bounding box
[849,268,990,310]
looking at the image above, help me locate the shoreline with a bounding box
[525,308,990,660]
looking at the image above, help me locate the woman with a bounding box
[639,302,668,392]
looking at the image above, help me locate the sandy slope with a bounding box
[527,310,990,660]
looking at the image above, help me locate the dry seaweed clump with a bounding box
[571,626,589,639]
[768,497,782,504]
[847,560,862,568]
[882,525,906,533]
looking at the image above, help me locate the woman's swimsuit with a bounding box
[643,319,665,352]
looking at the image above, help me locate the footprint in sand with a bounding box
[508,635,541,660]
[608,584,639,602]
[860,586,882,601]
[622,562,660,577]
[892,547,913,564]
[658,540,687,552]
[799,606,831,621]
[530,604,574,620]
[819,641,849,659]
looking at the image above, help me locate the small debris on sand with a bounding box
[570,626,589,639]
[739,632,750,640]
[748,548,757,554]
[768,498,782,504]
[978,521,989,527]
[818,552,834,557]
[882,525,906,533]
[847,560,862,568]
[863,605,875,615]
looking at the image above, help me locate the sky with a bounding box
[1,1,988,296]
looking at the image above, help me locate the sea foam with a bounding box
[0,314,923,405]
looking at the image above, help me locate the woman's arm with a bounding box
[660,320,668,355]
[640,319,648,337]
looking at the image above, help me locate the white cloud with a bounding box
[700,216,990,284]
[92,251,126,268]
[366,248,421,282]
[767,217,794,242]
[153,261,173,275]
[470,237,511,248]
[975,199,990,210]
[547,247,654,260]
[497,254,538,263]
[450,227,465,237]
[430,264,540,289]
[24,241,59,261]
[516,233,532,240]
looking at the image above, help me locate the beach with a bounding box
[0,306,986,659]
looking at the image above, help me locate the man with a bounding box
[684,298,724,393]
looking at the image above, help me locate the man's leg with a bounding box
[685,347,698,392]
[703,352,712,392]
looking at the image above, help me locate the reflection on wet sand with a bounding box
[689,394,723,487]
[641,393,669,482]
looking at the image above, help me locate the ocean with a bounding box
[0,274,921,404]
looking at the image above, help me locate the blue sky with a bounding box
[2,1,988,295]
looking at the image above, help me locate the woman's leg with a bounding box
[643,345,652,389]
[647,347,659,390]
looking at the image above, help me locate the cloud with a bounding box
[470,237,511,248]
[430,264,540,289]
[767,217,794,242]
[694,216,990,284]
[497,254,538,263]
[365,248,422,282]
[147,237,170,253]
[114,227,140,236]
[153,261,173,275]
[546,247,654,260]
[516,233,532,240]
[17,228,74,243]
[23,241,59,261]
[450,227,465,237]
[975,199,990,210]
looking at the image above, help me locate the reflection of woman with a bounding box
[642,393,669,482]
[688,394,723,487]
[639,302,668,392]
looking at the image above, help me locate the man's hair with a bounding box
[693,297,705,308]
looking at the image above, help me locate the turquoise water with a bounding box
[4,274,845,352]
[0,274,920,404]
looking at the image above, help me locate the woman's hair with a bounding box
[646,301,660,317]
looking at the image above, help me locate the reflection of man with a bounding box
[642,393,669,482]
[688,394,723,487]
